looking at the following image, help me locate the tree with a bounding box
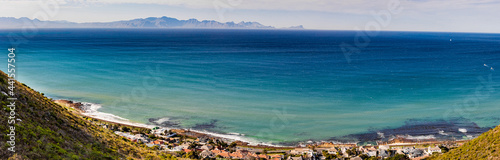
[208,139,215,146]
[322,150,337,160]
[152,145,160,150]
[184,151,199,159]
[346,148,358,156]
[189,142,199,149]
[148,134,157,140]
[229,142,237,148]
[121,126,131,132]
[439,145,449,153]
[359,154,369,159]
[138,128,152,135]
[216,140,228,148]
[176,151,186,157]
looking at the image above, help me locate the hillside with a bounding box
[431,125,500,159]
[0,70,171,159]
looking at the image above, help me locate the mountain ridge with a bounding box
[0,16,304,29]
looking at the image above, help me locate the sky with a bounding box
[1,0,500,33]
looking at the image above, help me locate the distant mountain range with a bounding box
[0,16,304,29]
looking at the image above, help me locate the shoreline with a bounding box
[53,99,287,147]
[53,99,479,148]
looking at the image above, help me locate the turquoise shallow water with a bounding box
[1,29,500,144]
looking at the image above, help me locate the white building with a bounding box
[426,146,442,155]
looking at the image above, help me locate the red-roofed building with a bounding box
[258,154,269,159]
[152,140,164,145]
[212,149,222,155]
[219,151,231,159]
[230,151,245,159]
[270,154,283,159]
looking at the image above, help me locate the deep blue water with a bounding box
[1,29,499,144]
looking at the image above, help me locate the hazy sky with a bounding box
[1,0,500,33]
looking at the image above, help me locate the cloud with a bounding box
[3,0,500,16]
[64,0,500,13]
[1,0,499,32]
[73,0,388,14]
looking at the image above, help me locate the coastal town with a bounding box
[55,99,468,160]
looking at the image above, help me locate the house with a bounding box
[219,151,232,159]
[327,147,338,155]
[167,146,183,152]
[197,137,210,143]
[155,128,166,134]
[401,147,415,154]
[138,138,149,144]
[199,150,215,158]
[359,146,377,157]
[408,149,424,159]
[378,149,389,158]
[159,144,168,150]
[212,149,232,159]
[366,150,377,157]
[339,147,351,157]
[179,143,190,149]
[199,145,213,151]
[135,134,145,138]
[291,148,313,155]
[379,145,390,150]
[270,154,284,158]
[425,146,442,155]
[152,140,164,145]
[395,148,405,155]
[211,149,223,155]
[258,154,269,159]
[183,148,193,153]
[287,156,303,160]
[166,133,177,138]
[230,151,245,159]
[351,157,362,160]
[269,154,283,160]
[146,143,155,148]
[247,152,260,159]
[315,148,329,153]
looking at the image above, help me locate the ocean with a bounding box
[1,29,499,145]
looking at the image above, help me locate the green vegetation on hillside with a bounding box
[430,125,500,160]
[0,71,171,159]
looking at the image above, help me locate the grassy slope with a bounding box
[431,125,500,160]
[0,71,170,159]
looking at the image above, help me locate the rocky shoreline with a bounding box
[52,99,480,159]
[53,99,476,146]
[52,99,280,147]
